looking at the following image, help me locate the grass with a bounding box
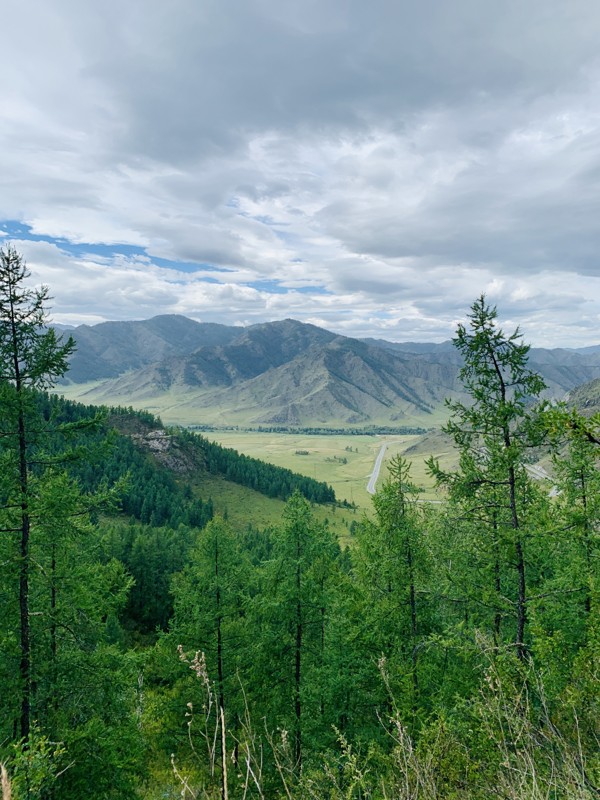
[53,383,451,429]
[54,384,457,522]
[198,429,456,507]
[194,474,359,547]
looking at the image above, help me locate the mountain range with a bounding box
[56,315,600,426]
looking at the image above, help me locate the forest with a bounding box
[0,246,598,799]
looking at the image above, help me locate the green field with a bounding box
[199,429,456,509]
[194,474,359,546]
[54,384,457,513]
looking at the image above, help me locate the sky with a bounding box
[2,0,600,347]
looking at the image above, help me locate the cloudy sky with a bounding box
[2,0,600,346]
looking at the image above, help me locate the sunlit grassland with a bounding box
[54,384,457,517]
[193,474,359,546]
[54,384,452,429]
[199,429,457,509]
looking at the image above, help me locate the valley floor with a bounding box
[199,429,458,509]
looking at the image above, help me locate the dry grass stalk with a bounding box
[1,764,11,800]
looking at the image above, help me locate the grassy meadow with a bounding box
[194,474,360,546]
[54,384,458,520]
[199,428,457,510]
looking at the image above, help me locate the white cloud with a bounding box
[2,0,600,346]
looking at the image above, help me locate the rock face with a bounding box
[130,429,196,474]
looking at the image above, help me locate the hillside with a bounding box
[54,396,337,506]
[62,314,240,382]
[4,288,599,799]
[172,335,463,425]
[56,315,600,427]
[566,376,600,415]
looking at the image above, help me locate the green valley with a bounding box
[199,428,458,505]
[1,249,598,800]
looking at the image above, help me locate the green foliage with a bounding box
[2,276,599,797]
[8,726,67,800]
[188,429,337,503]
[0,248,145,798]
[252,493,342,768]
[191,423,430,435]
[427,295,550,659]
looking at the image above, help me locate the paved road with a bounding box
[367,443,387,494]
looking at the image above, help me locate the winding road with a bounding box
[367,443,387,494]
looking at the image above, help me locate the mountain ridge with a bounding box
[56,314,600,426]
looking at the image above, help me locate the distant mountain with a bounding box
[170,335,463,425]
[59,320,469,425]
[61,314,239,382]
[525,347,600,395]
[364,339,600,393]
[80,319,337,398]
[362,338,457,356]
[56,315,600,427]
[571,344,600,355]
[52,322,76,331]
[566,377,600,415]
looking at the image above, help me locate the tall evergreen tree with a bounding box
[256,491,340,772]
[0,247,142,798]
[169,516,252,799]
[428,295,547,660]
[352,456,430,726]
[0,245,75,741]
[551,409,600,618]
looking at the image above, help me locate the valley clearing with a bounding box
[199,429,457,510]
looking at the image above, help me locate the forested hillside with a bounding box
[1,249,598,799]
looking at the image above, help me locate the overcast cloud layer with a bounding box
[2,0,600,346]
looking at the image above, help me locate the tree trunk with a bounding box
[214,535,228,800]
[15,374,31,741]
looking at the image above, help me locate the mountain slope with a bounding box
[62,314,240,382]
[57,315,600,427]
[566,377,600,415]
[79,328,467,425]
[77,318,337,399]
[184,337,449,426]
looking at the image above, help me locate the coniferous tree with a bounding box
[551,409,600,618]
[0,245,75,742]
[428,295,548,660]
[352,456,431,727]
[168,516,252,798]
[0,247,142,798]
[256,491,340,772]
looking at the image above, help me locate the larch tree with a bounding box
[257,491,340,773]
[428,295,548,661]
[353,455,428,725]
[0,245,75,741]
[0,247,144,799]
[169,516,252,799]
